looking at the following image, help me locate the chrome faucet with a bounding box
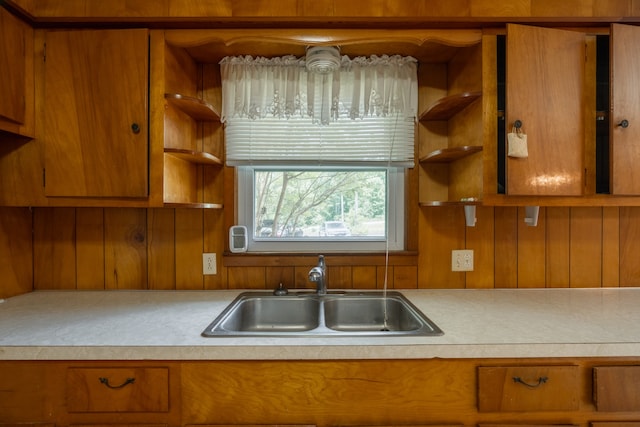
[308,255,327,295]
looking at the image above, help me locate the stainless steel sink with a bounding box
[202,291,443,337]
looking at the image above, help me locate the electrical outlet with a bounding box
[203,253,217,275]
[452,249,473,272]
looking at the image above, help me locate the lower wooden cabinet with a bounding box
[593,366,640,411]
[66,367,169,413]
[478,365,580,412]
[2,358,640,426]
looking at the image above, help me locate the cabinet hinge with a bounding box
[42,168,45,187]
[43,42,46,62]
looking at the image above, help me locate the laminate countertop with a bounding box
[0,288,639,360]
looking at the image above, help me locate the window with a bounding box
[221,52,417,252]
[237,166,405,252]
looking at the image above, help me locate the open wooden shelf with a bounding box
[164,202,223,209]
[165,93,220,121]
[164,148,223,165]
[420,91,482,121]
[419,199,481,207]
[420,145,482,163]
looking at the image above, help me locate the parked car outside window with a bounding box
[321,221,351,237]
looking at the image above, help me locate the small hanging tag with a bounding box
[507,125,528,158]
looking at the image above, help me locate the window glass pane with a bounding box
[253,169,387,241]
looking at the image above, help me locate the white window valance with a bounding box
[220,53,418,167]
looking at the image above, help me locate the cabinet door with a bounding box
[610,24,640,195]
[593,366,640,411]
[0,7,27,126]
[66,367,169,412]
[505,24,586,196]
[44,29,149,198]
[477,365,580,412]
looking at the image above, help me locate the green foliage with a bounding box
[255,169,387,237]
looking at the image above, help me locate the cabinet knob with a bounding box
[618,119,630,128]
[514,120,523,129]
[131,123,141,134]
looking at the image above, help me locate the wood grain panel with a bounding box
[516,206,546,287]
[181,360,475,425]
[175,208,203,290]
[76,208,105,289]
[0,208,33,298]
[265,266,295,290]
[377,265,394,289]
[531,0,592,16]
[470,0,530,16]
[203,209,226,289]
[593,366,640,411]
[0,8,26,125]
[493,207,517,288]
[43,29,148,198]
[602,206,620,287]
[0,362,62,420]
[570,207,602,287]
[478,365,580,412]
[168,0,231,17]
[505,24,585,196]
[465,206,494,288]
[148,208,176,290]
[228,266,266,289]
[329,265,353,288]
[33,207,76,290]
[418,206,465,288]
[104,208,147,289]
[620,207,640,286]
[593,0,632,15]
[545,207,570,288]
[610,24,640,194]
[352,266,377,289]
[393,265,417,289]
[66,367,169,412]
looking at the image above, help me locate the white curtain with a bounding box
[220,54,418,125]
[219,53,418,167]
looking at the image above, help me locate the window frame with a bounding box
[236,166,406,253]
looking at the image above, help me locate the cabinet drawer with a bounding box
[478,365,579,412]
[66,367,169,413]
[594,366,640,411]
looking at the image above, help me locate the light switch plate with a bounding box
[452,249,474,272]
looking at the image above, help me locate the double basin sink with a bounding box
[202,290,443,337]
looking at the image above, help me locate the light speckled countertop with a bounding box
[0,288,639,360]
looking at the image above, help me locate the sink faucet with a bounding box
[308,255,327,295]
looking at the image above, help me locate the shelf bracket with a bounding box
[524,206,540,227]
[464,205,477,227]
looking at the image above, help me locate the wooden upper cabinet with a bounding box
[610,24,640,195]
[0,8,26,125]
[43,29,149,198]
[0,7,32,136]
[505,24,586,196]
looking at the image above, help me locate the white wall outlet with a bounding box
[203,253,217,275]
[452,249,474,272]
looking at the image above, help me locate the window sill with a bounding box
[223,251,418,267]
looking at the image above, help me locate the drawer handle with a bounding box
[99,377,135,389]
[512,376,548,388]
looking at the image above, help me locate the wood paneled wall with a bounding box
[2,205,639,298]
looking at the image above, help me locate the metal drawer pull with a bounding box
[513,376,548,388]
[99,377,135,389]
